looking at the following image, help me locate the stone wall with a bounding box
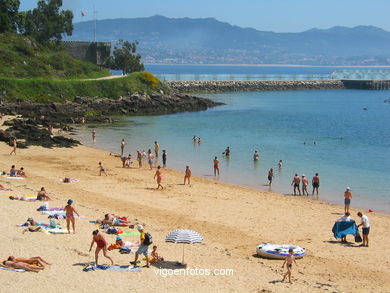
[61,41,111,66]
[167,80,345,93]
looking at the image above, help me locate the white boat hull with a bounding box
[256,243,306,260]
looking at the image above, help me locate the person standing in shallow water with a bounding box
[344,187,352,213]
[268,168,274,186]
[312,173,320,196]
[213,157,220,176]
[120,139,127,156]
[154,141,159,158]
[291,174,301,195]
[302,175,309,196]
[162,150,167,167]
[92,130,96,143]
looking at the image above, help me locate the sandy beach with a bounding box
[0,140,389,293]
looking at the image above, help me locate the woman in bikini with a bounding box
[154,165,164,190]
[65,199,79,234]
[89,230,114,265]
[184,166,191,185]
[7,256,51,267]
[2,259,43,272]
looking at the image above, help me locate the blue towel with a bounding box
[332,221,357,239]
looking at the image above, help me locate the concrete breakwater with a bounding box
[168,80,345,93]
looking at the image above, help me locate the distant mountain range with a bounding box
[67,15,390,65]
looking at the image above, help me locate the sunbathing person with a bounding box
[17,167,26,177]
[7,256,51,267]
[1,260,43,272]
[9,165,17,176]
[98,214,131,226]
[115,236,139,249]
[25,217,48,227]
[37,187,52,201]
[0,184,12,191]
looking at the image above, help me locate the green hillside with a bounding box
[0,33,168,103]
[0,33,110,79]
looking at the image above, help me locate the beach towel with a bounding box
[41,211,66,216]
[119,231,140,237]
[43,227,69,234]
[83,265,141,272]
[332,221,358,239]
[9,194,37,201]
[3,176,24,180]
[0,266,25,272]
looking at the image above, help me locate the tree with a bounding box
[21,0,73,43]
[109,40,144,75]
[0,0,21,33]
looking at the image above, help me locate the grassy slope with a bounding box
[0,72,170,102]
[0,33,167,102]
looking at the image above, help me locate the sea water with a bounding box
[75,89,390,213]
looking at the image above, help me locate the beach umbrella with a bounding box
[165,229,204,264]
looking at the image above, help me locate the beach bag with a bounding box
[37,205,47,211]
[107,227,118,234]
[144,232,153,246]
[355,231,362,243]
[119,248,131,254]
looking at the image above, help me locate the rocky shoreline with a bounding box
[167,80,345,93]
[0,92,221,148]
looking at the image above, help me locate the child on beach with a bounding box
[150,245,164,263]
[98,162,107,176]
[184,166,191,185]
[64,199,79,234]
[282,249,298,284]
[154,166,164,190]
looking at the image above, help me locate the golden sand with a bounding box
[0,142,389,293]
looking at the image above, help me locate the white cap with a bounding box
[346,187,350,190]
[302,174,306,177]
[137,224,144,231]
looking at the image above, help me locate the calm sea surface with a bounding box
[79,66,390,213]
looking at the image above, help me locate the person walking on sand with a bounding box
[214,156,220,176]
[302,174,309,196]
[357,212,370,247]
[162,150,167,168]
[10,137,17,155]
[184,166,191,185]
[89,230,114,265]
[137,150,143,168]
[344,187,352,213]
[92,130,96,143]
[291,174,301,195]
[130,225,151,268]
[120,139,127,156]
[268,168,274,186]
[98,162,107,176]
[65,199,79,234]
[282,248,298,284]
[312,173,320,196]
[154,166,164,190]
[148,149,155,170]
[154,141,159,157]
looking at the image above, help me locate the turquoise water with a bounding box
[76,89,390,213]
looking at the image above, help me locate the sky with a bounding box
[19,0,390,33]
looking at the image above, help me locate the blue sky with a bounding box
[20,0,390,32]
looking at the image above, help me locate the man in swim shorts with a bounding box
[312,173,320,196]
[344,187,352,213]
[302,175,309,196]
[357,212,370,247]
[291,174,301,195]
